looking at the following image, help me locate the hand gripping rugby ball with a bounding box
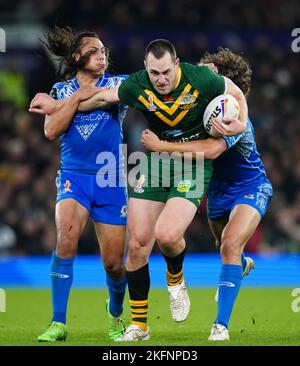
[203,94,240,137]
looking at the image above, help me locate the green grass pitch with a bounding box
[1,288,299,346]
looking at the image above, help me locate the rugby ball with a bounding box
[203,94,240,137]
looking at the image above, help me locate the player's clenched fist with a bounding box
[141,129,161,151]
[29,86,104,115]
[29,93,57,115]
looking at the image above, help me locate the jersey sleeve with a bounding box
[118,72,142,107]
[199,66,225,99]
[49,84,59,100]
[111,74,128,88]
[222,133,243,149]
[49,82,66,100]
[184,63,225,100]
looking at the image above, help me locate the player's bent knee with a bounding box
[154,227,180,247]
[104,261,125,279]
[56,228,79,258]
[220,236,242,261]
[128,235,150,250]
[221,232,242,249]
[126,244,149,266]
[56,245,77,258]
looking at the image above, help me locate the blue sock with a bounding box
[215,264,243,329]
[106,274,127,317]
[241,252,247,272]
[51,252,74,324]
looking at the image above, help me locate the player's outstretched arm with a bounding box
[141,129,226,160]
[44,86,102,140]
[29,86,101,140]
[213,77,248,136]
[43,93,81,140]
[29,93,65,115]
[78,86,120,111]
[29,93,73,140]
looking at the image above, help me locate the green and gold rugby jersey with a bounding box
[118,62,225,142]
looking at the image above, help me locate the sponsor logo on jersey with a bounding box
[180,102,198,111]
[180,93,197,106]
[75,123,98,140]
[63,180,72,193]
[74,113,111,123]
[244,194,254,199]
[120,205,128,217]
[177,180,192,193]
[147,93,157,111]
[134,174,146,193]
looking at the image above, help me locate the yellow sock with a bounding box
[130,299,148,331]
[167,268,183,286]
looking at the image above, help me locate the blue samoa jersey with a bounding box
[207,118,273,220]
[50,73,128,176]
[208,118,268,194]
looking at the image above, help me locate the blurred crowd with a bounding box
[1,0,299,30]
[0,1,299,255]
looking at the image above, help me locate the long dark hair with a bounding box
[41,26,109,80]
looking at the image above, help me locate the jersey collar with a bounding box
[174,66,182,89]
[73,73,107,89]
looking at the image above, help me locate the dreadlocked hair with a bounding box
[199,48,252,98]
[41,26,109,80]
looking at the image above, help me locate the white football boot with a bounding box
[208,323,230,341]
[168,279,191,322]
[215,257,255,303]
[114,324,150,342]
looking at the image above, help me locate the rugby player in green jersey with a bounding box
[30,39,248,342]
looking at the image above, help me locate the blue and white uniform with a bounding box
[51,73,128,225]
[207,118,273,220]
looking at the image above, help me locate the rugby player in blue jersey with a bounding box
[29,27,128,341]
[141,48,273,341]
